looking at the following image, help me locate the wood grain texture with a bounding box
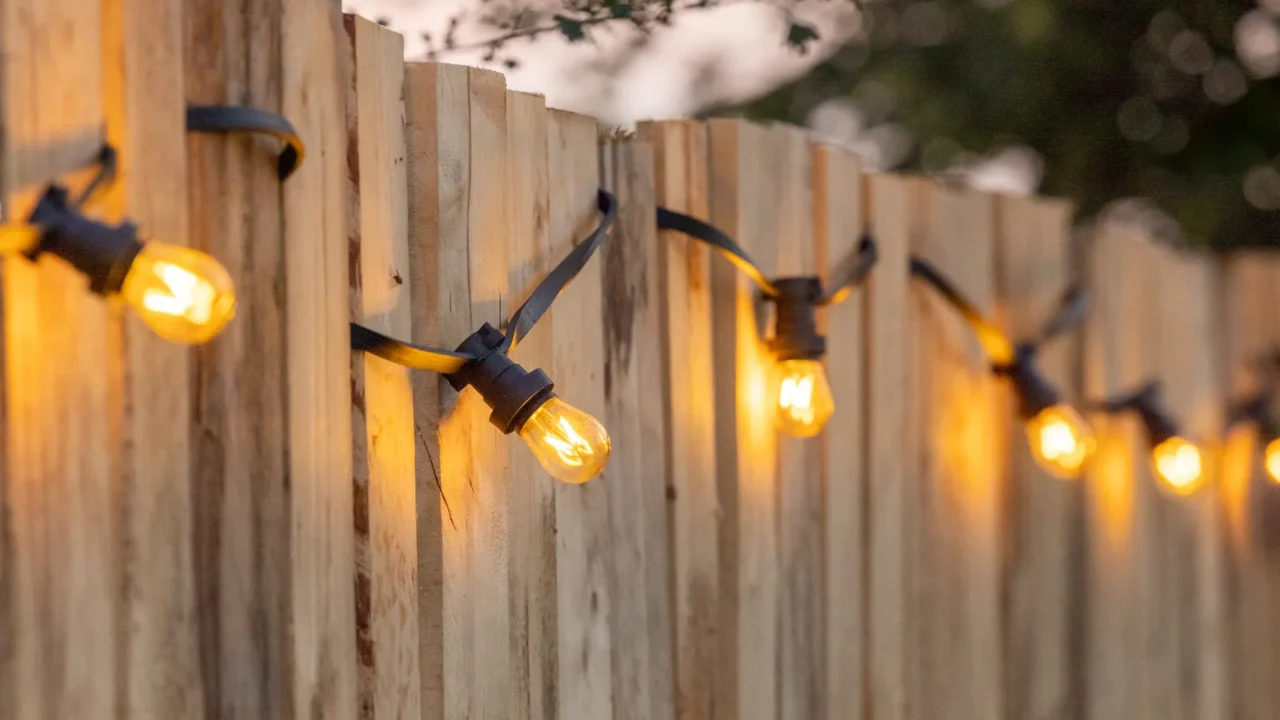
[601,135,676,720]
[548,108,614,720]
[505,89,558,720]
[909,181,1002,720]
[0,1,115,718]
[994,196,1082,720]
[103,0,205,714]
[402,60,473,720]
[183,0,292,716]
[1082,223,1156,720]
[641,119,721,720]
[813,143,866,720]
[864,173,912,720]
[1219,253,1280,720]
[771,124,824,720]
[345,16,420,720]
[281,0,359,716]
[708,118,779,720]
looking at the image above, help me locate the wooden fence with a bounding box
[2,3,1280,719]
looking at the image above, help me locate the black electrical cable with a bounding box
[350,189,618,374]
[186,105,306,180]
[655,207,879,306]
[1087,380,1180,445]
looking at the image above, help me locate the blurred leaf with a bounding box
[787,21,821,53]
[555,14,586,41]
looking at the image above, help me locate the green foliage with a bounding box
[554,14,587,41]
[787,21,821,53]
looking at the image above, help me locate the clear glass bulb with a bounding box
[1151,435,1205,496]
[1025,403,1095,479]
[775,358,835,438]
[120,242,236,344]
[1265,438,1280,485]
[519,397,611,484]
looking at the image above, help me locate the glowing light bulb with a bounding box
[1025,403,1095,479]
[1151,436,1205,495]
[775,358,835,438]
[120,242,236,344]
[1265,438,1280,485]
[519,396,611,484]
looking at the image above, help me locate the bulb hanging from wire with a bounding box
[120,242,236,344]
[1025,403,1095,479]
[775,358,835,438]
[1264,438,1280,485]
[519,396,611,483]
[1151,435,1206,495]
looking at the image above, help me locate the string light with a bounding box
[908,258,1095,479]
[351,190,618,484]
[655,208,877,438]
[1092,381,1206,496]
[1227,371,1280,486]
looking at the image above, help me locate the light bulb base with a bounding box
[995,344,1060,419]
[446,322,556,434]
[27,186,143,295]
[768,276,826,361]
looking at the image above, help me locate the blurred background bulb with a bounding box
[519,396,611,484]
[1265,438,1280,485]
[1025,403,1095,479]
[1151,436,1205,495]
[775,358,835,438]
[120,242,236,344]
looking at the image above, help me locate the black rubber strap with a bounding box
[71,145,119,210]
[818,232,878,306]
[186,105,305,180]
[656,207,779,297]
[351,189,617,372]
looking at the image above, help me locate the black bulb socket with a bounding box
[768,277,826,362]
[994,343,1061,420]
[26,186,143,295]
[1121,383,1180,447]
[445,322,555,435]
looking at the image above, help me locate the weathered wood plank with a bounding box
[548,108,614,720]
[183,0,292,716]
[506,89,558,720]
[0,0,114,715]
[345,15,420,720]
[864,173,912,720]
[1219,253,1280,720]
[708,118,780,720]
[642,118,721,720]
[103,0,204,713]
[281,0,359,715]
[994,196,1081,720]
[813,143,866,720]
[601,134,676,720]
[772,124,823,720]
[402,60,473,720]
[1082,223,1157,720]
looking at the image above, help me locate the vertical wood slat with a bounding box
[601,134,676,720]
[642,119,721,720]
[0,0,114,716]
[864,173,912,720]
[548,108,614,720]
[1083,223,1156,720]
[813,143,866,720]
[994,196,1082,720]
[506,89,558,720]
[183,0,292,716]
[104,0,204,713]
[909,182,1002,720]
[402,60,472,720]
[708,118,779,720]
[281,0,359,715]
[345,15,420,720]
[773,124,823,720]
[1219,254,1280,720]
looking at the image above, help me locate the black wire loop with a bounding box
[186,105,306,180]
[655,207,879,306]
[351,189,618,374]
